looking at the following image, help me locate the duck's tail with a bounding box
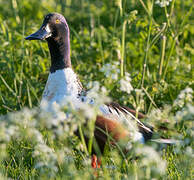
[150,138,179,144]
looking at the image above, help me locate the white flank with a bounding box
[126,132,145,150]
[132,132,145,143]
[99,104,145,144]
[40,68,80,107]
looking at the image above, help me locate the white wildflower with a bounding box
[134,88,143,94]
[187,104,194,114]
[86,81,110,106]
[32,129,44,144]
[136,146,166,174]
[5,125,19,141]
[0,122,10,142]
[155,0,172,7]
[148,105,173,125]
[100,61,120,80]
[175,104,194,122]
[120,72,133,94]
[185,146,193,157]
[112,73,118,80]
[33,142,58,174]
[33,143,54,156]
[173,87,193,108]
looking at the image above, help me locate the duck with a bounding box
[25,13,172,169]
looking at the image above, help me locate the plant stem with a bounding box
[88,118,95,155]
[170,0,176,18]
[142,87,158,108]
[78,124,88,155]
[138,0,151,17]
[159,35,166,79]
[121,20,127,77]
[138,0,156,24]
[162,37,176,80]
[149,22,167,49]
[164,6,174,37]
[141,18,152,88]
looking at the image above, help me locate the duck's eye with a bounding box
[55,19,60,24]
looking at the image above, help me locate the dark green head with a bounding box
[26,13,72,72]
[25,13,69,41]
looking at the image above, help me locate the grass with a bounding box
[0,0,193,179]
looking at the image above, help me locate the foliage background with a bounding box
[0,0,193,179]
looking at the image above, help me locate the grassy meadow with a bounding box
[0,0,193,179]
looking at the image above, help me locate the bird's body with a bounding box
[40,65,149,141]
[26,12,174,169]
[40,66,150,144]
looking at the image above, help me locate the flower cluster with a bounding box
[173,87,193,108]
[100,61,120,80]
[135,145,166,174]
[155,0,172,7]
[120,72,133,94]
